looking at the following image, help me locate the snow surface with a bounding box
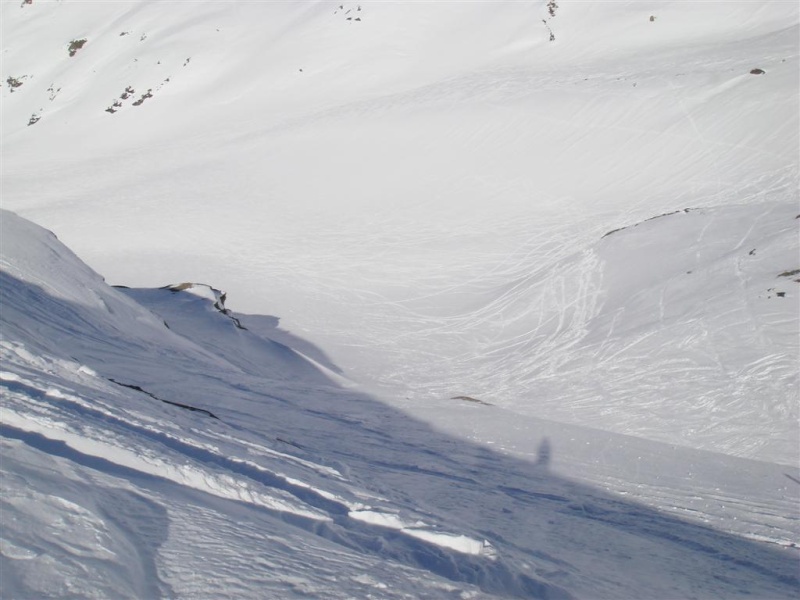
[2,208,799,598]
[1,1,799,598]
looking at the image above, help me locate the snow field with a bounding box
[2,1,799,597]
[2,209,799,597]
[6,0,797,462]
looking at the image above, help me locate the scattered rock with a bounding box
[108,378,219,419]
[451,395,493,406]
[749,68,765,75]
[603,227,625,238]
[542,19,556,42]
[27,112,41,126]
[105,99,122,113]
[603,208,694,238]
[335,3,364,22]
[68,38,87,57]
[132,89,153,106]
[649,15,656,22]
[47,83,61,101]
[6,76,24,91]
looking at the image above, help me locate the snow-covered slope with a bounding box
[2,209,799,599]
[2,1,799,597]
[2,0,797,465]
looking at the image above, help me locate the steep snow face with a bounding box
[0,210,500,597]
[2,211,799,599]
[2,1,798,464]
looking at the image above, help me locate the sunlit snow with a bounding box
[1,1,798,598]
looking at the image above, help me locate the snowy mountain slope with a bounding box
[404,200,800,463]
[2,209,799,599]
[2,1,800,596]
[2,1,797,465]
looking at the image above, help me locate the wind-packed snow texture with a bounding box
[1,1,799,598]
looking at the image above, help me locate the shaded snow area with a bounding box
[2,210,798,599]
[2,1,799,598]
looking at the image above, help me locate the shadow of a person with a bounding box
[535,437,551,469]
